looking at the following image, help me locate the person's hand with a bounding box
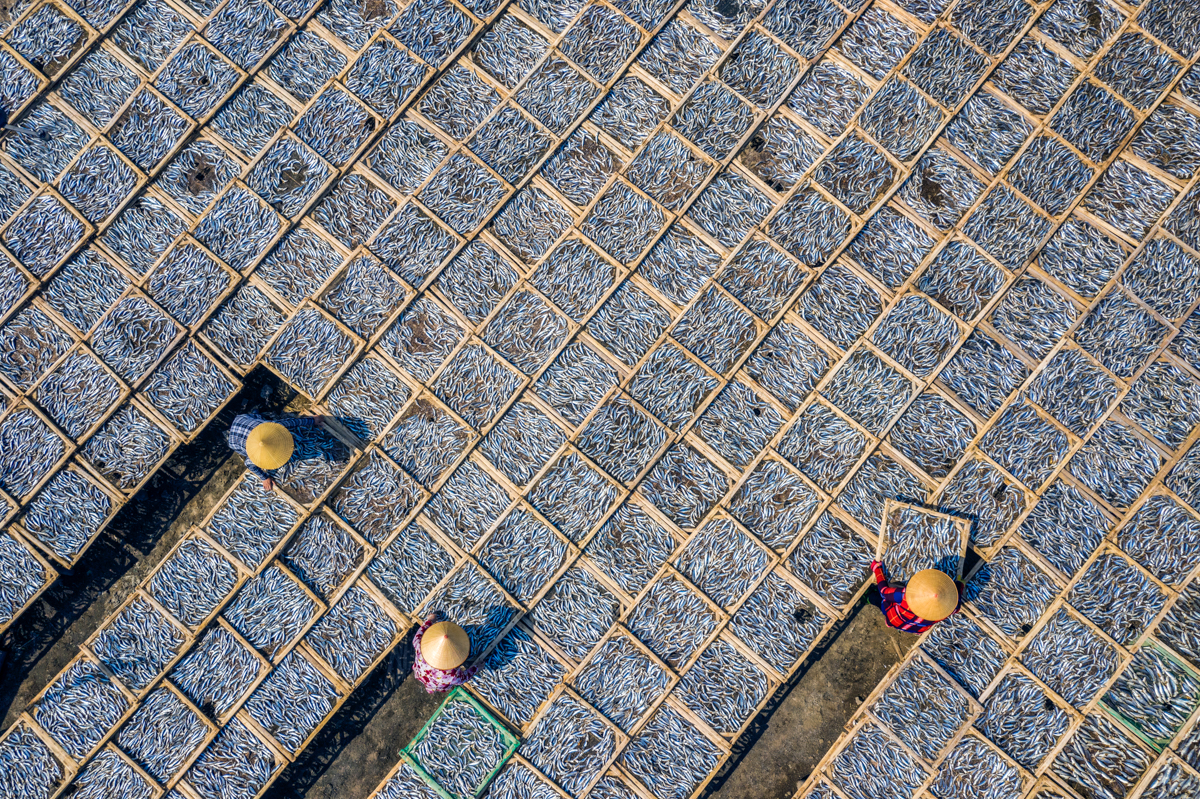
[312,414,325,424]
[261,478,274,491]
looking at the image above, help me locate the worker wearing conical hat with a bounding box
[413,613,479,693]
[867,561,963,634]
[227,413,323,491]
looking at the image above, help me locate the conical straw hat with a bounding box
[905,569,958,621]
[422,621,470,669]
[246,422,294,470]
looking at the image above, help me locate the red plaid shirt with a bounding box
[412,618,479,693]
[872,562,963,634]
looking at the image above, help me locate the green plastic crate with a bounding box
[394,754,456,799]
[1098,640,1200,753]
[401,687,520,799]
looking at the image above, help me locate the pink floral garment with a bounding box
[412,618,480,693]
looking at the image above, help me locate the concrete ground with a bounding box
[0,369,912,799]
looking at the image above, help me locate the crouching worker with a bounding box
[868,561,964,633]
[228,413,323,491]
[413,614,479,693]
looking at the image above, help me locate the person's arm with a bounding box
[870,560,888,586]
[244,457,274,490]
[878,583,906,604]
[281,415,323,433]
[952,581,965,614]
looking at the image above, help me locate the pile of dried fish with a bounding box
[1103,647,1200,743]
[32,657,130,760]
[881,506,961,583]
[0,722,65,799]
[620,706,724,799]
[675,639,769,734]
[305,584,397,684]
[468,627,566,728]
[921,613,1007,699]
[1052,714,1151,799]
[117,686,211,783]
[730,572,828,676]
[222,564,320,660]
[626,573,719,670]
[1020,608,1121,707]
[90,596,187,692]
[186,718,278,799]
[964,547,1057,640]
[573,633,670,731]
[420,563,517,656]
[525,566,620,660]
[281,513,365,601]
[872,658,970,760]
[245,650,341,753]
[19,468,112,563]
[976,673,1070,771]
[146,536,238,630]
[928,736,1023,799]
[80,403,172,492]
[828,722,928,799]
[411,697,508,798]
[69,746,156,799]
[375,760,444,799]
[206,475,300,570]
[368,524,455,615]
[171,625,265,721]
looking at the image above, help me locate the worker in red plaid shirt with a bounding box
[412,613,479,693]
[868,561,964,634]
